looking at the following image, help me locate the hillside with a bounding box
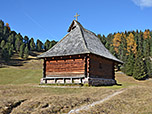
[0,20,57,64]
[1,64,152,113]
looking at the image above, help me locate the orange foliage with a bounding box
[113,33,121,53]
[143,30,151,39]
[6,23,10,31]
[126,33,137,54]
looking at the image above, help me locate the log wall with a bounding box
[89,54,114,79]
[45,55,85,77]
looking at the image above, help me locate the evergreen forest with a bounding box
[97,30,152,80]
[0,20,57,61]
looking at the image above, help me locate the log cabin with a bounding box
[37,20,123,86]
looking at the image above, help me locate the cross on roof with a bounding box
[74,13,80,21]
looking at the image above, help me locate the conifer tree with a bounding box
[124,52,135,76]
[49,40,57,49]
[44,39,50,51]
[8,34,15,44]
[0,40,5,48]
[2,48,10,62]
[23,36,29,44]
[24,45,29,60]
[133,50,147,80]
[8,48,13,57]
[19,43,25,58]
[143,39,150,57]
[36,39,43,52]
[4,42,11,51]
[0,20,4,32]
[29,38,35,51]
[145,58,152,78]
[97,34,107,45]
[15,38,22,52]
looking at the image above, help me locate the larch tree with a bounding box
[126,33,137,54]
[113,33,121,54]
[143,29,151,39]
[6,23,10,31]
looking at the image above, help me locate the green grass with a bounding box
[0,68,42,84]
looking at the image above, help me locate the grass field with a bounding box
[0,59,152,114]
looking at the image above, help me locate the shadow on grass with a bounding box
[116,83,122,86]
[0,59,24,67]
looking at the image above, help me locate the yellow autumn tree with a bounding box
[113,33,121,53]
[126,33,137,54]
[143,29,151,39]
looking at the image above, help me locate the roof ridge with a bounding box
[74,20,90,53]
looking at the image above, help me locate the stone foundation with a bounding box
[40,77,116,86]
[40,77,84,84]
[88,78,116,86]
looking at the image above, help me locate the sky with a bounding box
[1,0,152,42]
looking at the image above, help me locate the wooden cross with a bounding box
[74,13,80,21]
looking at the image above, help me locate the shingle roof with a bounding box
[38,20,123,63]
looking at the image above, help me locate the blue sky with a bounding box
[1,0,152,42]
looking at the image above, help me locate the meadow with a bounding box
[0,59,152,114]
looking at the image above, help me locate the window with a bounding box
[99,63,102,69]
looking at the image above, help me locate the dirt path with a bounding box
[68,89,125,114]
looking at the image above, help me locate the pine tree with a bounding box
[2,48,10,62]
[44,39,50,51]
[36,39,43,52]
[23,36,29,44]
[97,34,107,45]
[0,40,5,48]
[119,33,127,61]
[143,39,150,57]
[8,34,15,44]
[15,38,22,52]
[8,48,13,57]
[124,52,135,76]
[49,40,57,49]
[19,44,25,58]
[4,42,11,51]
[23,45,29,60]
[29,38,35,51]
[145,58,152,78]
[133,50,147,80]
[0,20,4,42]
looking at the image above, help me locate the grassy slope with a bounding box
[0,68,42,84]
[0,58,152,113]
